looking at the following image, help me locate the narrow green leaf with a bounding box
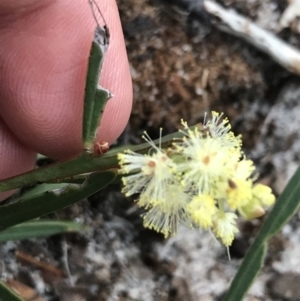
[0,281,24,301]
[82,41,109,148]
[83,41,102,143]
[82,30,110,150]
[0,171,116,230]
[223,239,267,301]
[14,183,68,202]
[224,165,300,301]
[0,130,182,193]
[86,88,110,149]
[0,220,84,242]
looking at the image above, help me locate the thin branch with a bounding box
[203,0,300,75]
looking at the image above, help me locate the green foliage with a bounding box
[0,220,84,243]
[0,131,179,194]
[82,40,110,151]
[0,171,116,230]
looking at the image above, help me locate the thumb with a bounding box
[0,0,132,159]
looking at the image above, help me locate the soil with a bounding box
[2,0,300,300]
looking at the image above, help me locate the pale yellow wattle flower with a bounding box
[118,112,276,248]
[142,184,192,237]
[213,211,239,247]
[187,194,218,229]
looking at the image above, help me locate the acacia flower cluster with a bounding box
[117,112,275,247]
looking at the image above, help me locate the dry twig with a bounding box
[203,0,300,75]
[16,251,65,278]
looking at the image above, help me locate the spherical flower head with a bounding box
[226,178,253,210]
[238,200,265,220]
[187,194,217,229]
[118,130,180,212]
[174,119,243,197]
[239,184,275,219]
[252,184,275,207]
[225,159,256,210]
[180,138,234,195]
[142,184,192,237]
[174,112,242,198]
[118,149,175,198]
[212,211,239,246]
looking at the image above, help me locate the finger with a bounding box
[0,118,36,201]
[0,0,132,159]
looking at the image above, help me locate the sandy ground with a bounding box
[2,0,300,300]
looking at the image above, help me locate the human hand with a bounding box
[0,0,133,200]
